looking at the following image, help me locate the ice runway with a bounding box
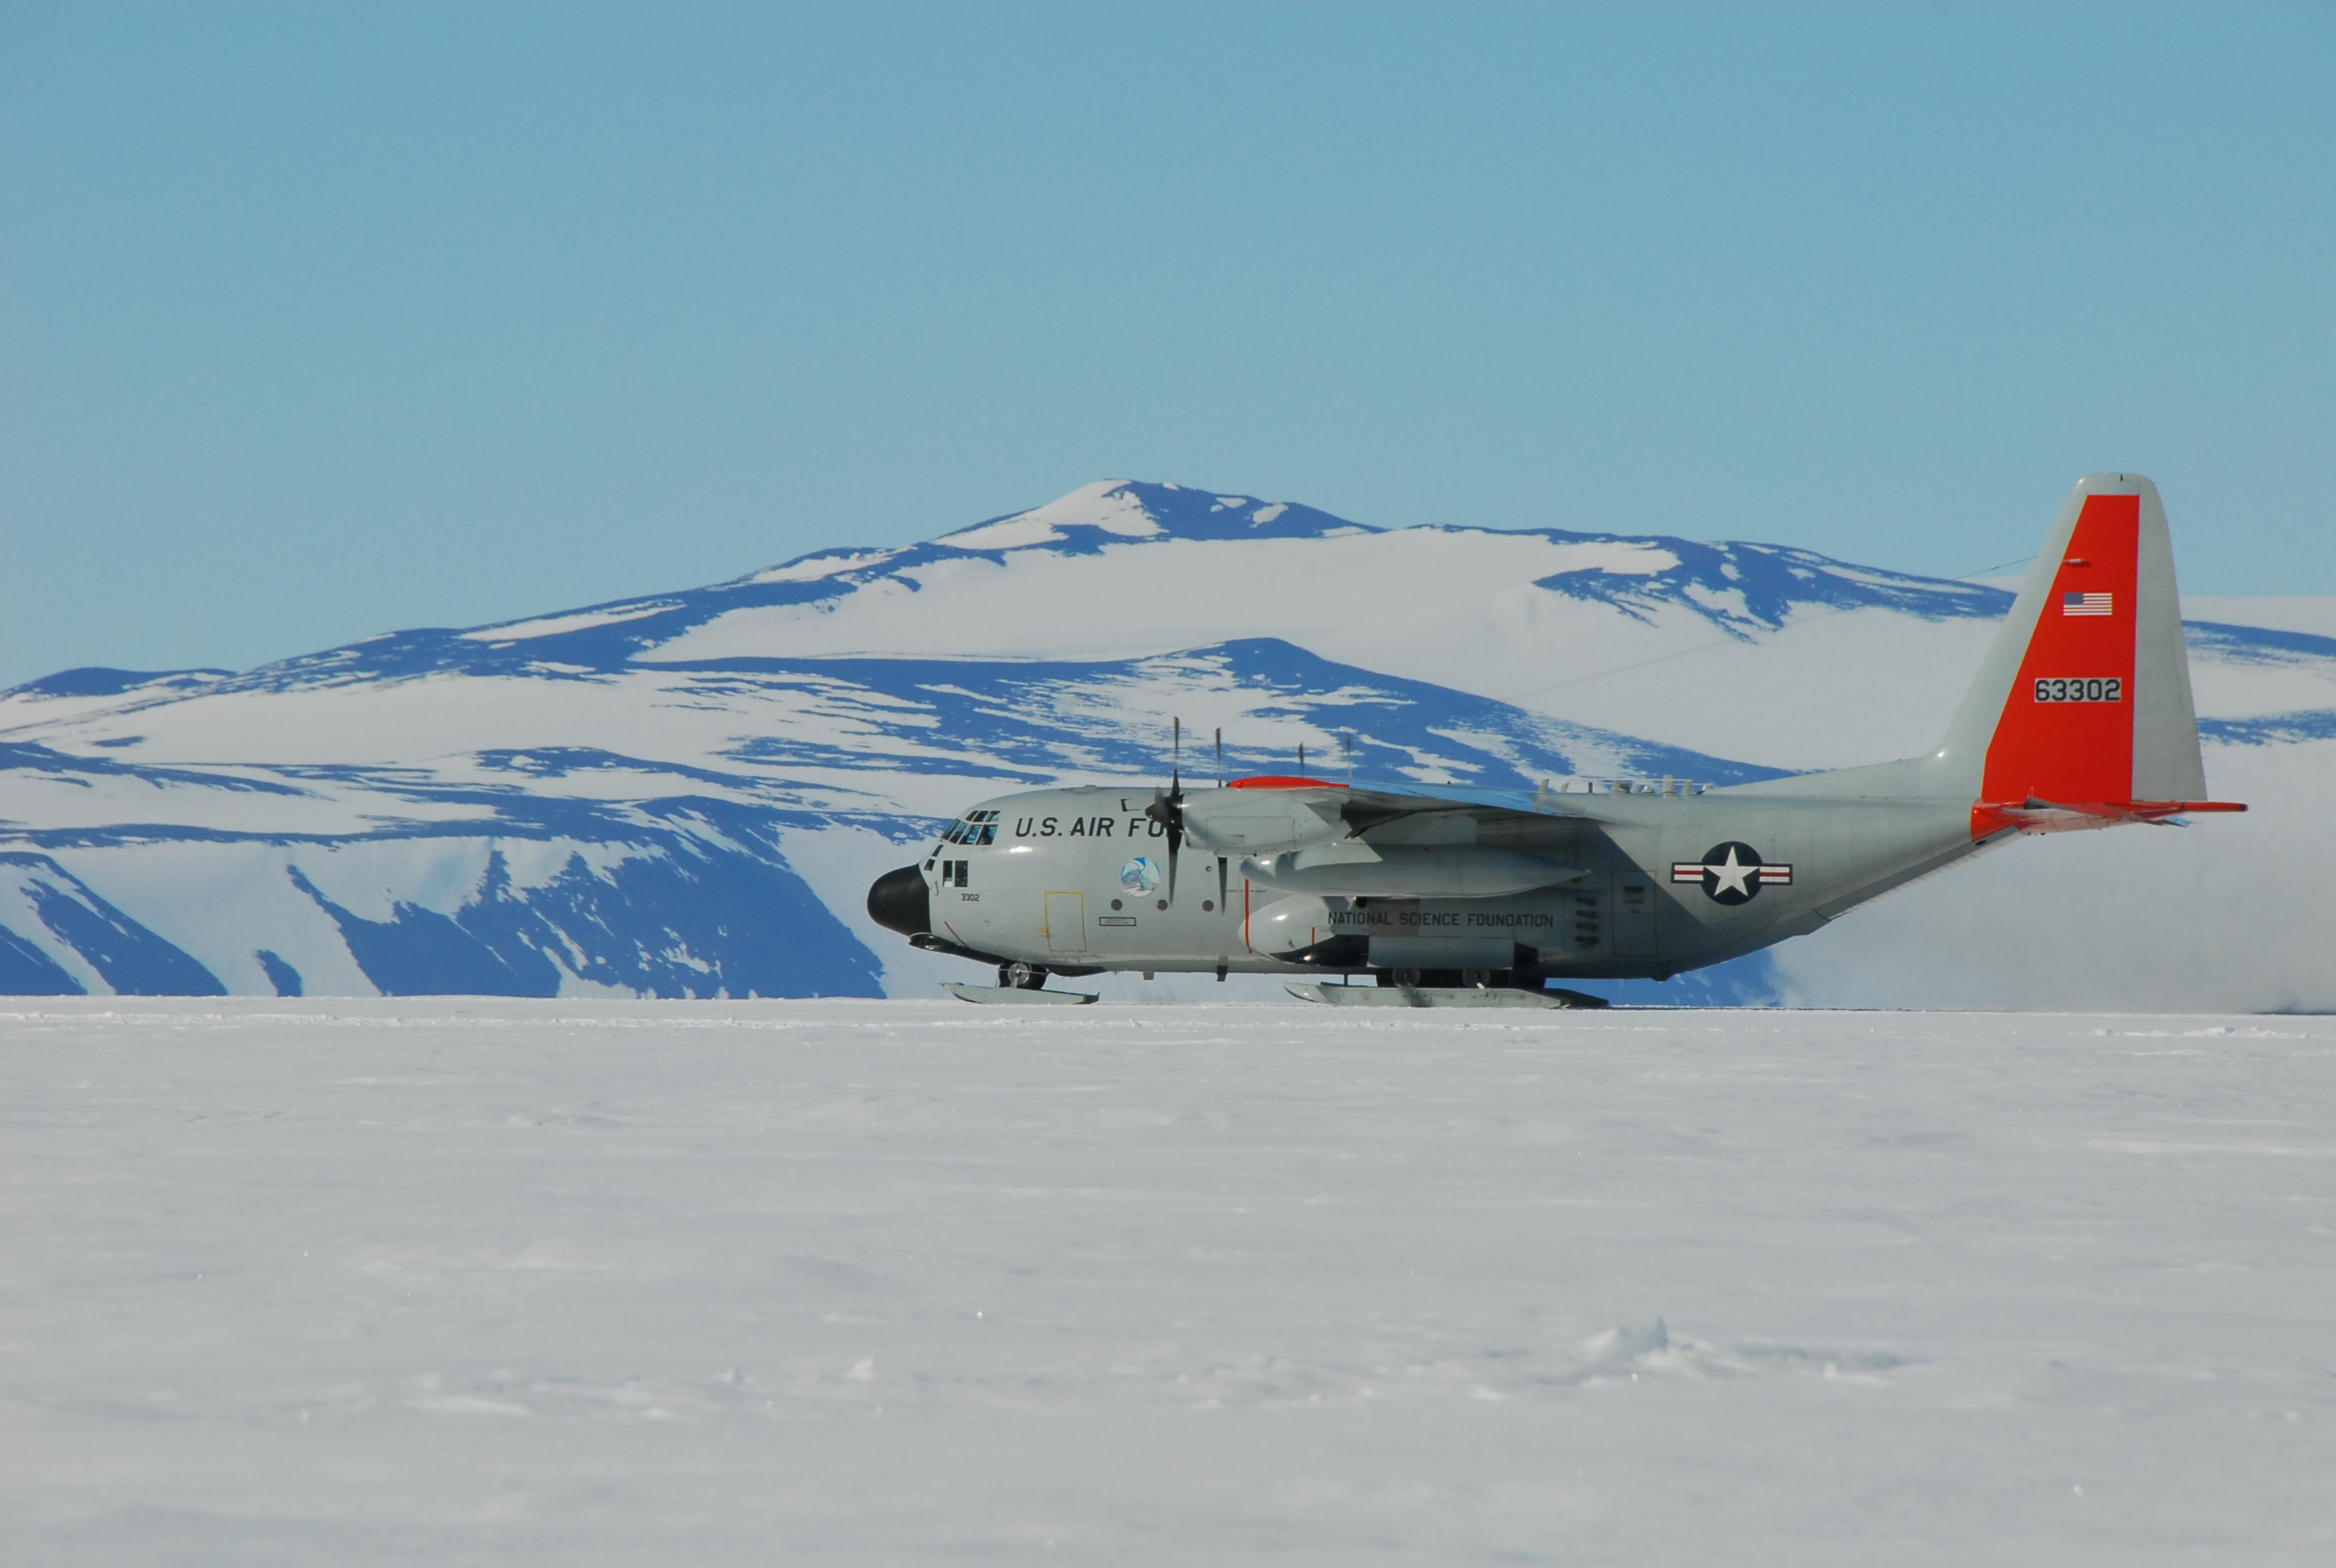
[3,999,2331,1564]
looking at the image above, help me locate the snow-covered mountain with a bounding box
[5,479,2333,1007]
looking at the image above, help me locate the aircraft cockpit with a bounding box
[925,808,1002,892]
[936,809,999,849]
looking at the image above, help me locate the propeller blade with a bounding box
[1147,718,1189,904]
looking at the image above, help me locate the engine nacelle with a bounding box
[1244,893,1340,957]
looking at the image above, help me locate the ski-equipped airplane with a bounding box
[866,474,2243,1007]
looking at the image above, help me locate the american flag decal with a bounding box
[2062,590,2113,616]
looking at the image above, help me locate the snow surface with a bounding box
[933,478,1166,549]
[636,528,1737,732]
[2,998,2331,1564]
[458,604,677,643]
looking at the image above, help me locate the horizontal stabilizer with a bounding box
[1975,797,2248,835]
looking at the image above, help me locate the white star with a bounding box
[1706,845,1758,899]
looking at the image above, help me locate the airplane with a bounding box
[866,474,2243,1007]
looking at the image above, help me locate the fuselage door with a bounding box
[1044,890,1088,953]
[1612,872,1658,960]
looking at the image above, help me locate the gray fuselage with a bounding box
[907,782,1980,981]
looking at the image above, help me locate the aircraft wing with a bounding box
[1172,775,1621,899]
[1336,777,1614,830]
[1179,774,1620,857]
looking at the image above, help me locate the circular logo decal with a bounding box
[1119,856,1161,895]
[1693,841,1767,905]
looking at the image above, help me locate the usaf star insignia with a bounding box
[1671,841,1792,905]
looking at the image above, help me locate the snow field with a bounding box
[2,999,2331,1564]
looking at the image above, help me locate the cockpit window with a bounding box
[941,809,999,847]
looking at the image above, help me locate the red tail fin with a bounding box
[1748,474,2239,830]
[1979,491,2142,807]
[1946,475,2238,837]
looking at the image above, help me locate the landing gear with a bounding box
[1377,967,1533,990]
[998,961,1048,990]
[1378,966,1473,989]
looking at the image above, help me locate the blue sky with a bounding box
[4,2,2331,686]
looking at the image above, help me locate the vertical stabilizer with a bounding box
[1929,473,2209,825]
[2125,485,2208,801]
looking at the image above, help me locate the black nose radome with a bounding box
[866,865,931,936]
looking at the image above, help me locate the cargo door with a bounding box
[1044,891,1088,953]
[1611,872,1658,960]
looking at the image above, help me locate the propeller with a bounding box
[1212,727,1227,907]
[1145,717,1185,904]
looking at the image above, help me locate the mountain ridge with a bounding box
[4,478,2020,703]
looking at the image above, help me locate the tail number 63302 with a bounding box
[2034,677,2123,703]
